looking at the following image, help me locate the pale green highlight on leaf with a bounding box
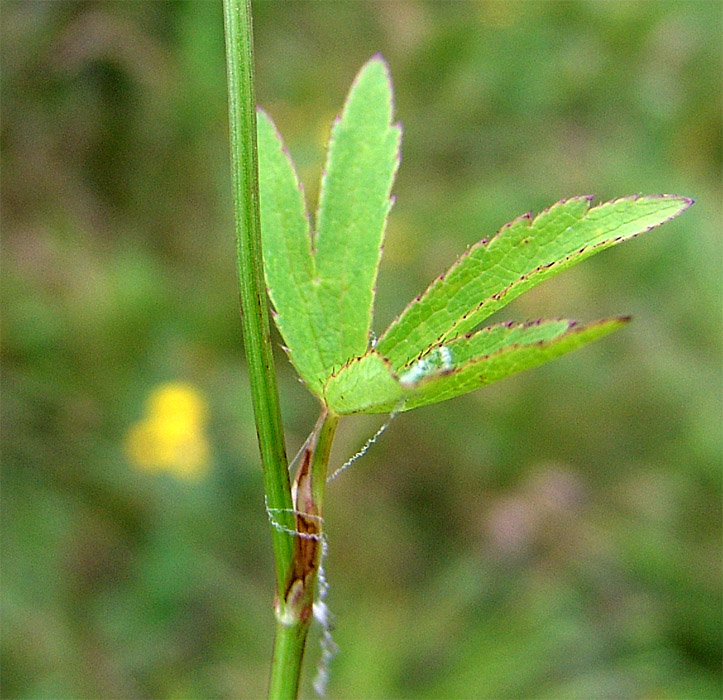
[399,345,454,387]
[377,195,692,370]
[315,56,401,368]
[402,317,629,411]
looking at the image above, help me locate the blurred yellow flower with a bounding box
[125,383,210,479]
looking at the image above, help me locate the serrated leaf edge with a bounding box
[377,194,692,364]
[258,108,334,393]
[408,316,631,388]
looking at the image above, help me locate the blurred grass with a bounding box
[1,1,721,698]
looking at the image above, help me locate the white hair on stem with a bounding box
[265,498,335,697]
[266,400,403,693]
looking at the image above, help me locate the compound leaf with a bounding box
[258,56,692,418]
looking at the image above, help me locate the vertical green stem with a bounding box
[268,620,309,700]
[223,3,339,696]
[269,409,340,700]
[223,4,341,695]
[222,0,295,601]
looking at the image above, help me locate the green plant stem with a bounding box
[223,5,341,695]
[269,408,339,700]
[222,0,295,596]
[268,619,309,700]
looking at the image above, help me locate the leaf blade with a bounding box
[257,109,327,395]
[377,195,692,370]
[314,56,401,370]
[324,351,405,416]
[402,317,630,410]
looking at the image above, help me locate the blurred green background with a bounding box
[2,1,721,698]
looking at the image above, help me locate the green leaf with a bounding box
[257,109,327,394]
[377,195,692,371]
[401,317,628,410]
[258,57,399,396]
[325,317,628,415]
[259,56,692,417]
[314,56,401,370]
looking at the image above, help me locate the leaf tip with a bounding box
[584,315,633,334]
[355,54,394,95]
[661,194,695,212]
[367,52,392,74]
